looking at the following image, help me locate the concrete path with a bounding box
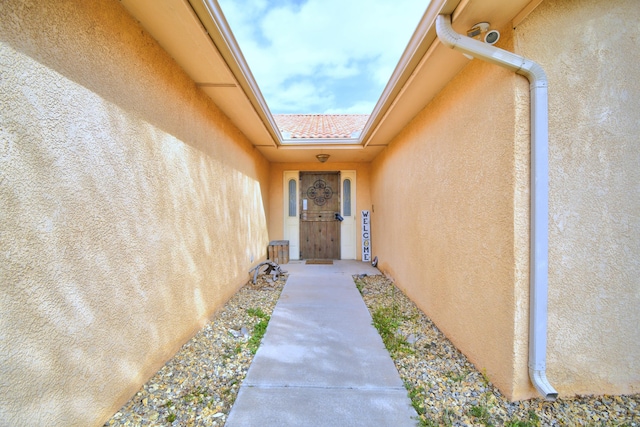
[226,261,418,426]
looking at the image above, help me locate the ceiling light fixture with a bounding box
[316,154,330,163]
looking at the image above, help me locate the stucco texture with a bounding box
[371,0,640,400]
[515,0,640,395]
[370,25,532,399]
[0,1,270,425]
[268,162,371,258]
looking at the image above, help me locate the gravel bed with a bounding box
[355,274,640,427]
[104,273,286,427]
[105,272,639,427]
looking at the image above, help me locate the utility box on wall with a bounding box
[268,240,289,264]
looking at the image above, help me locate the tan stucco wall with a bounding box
[515,0,640,396]
[370,25,531,399]
[269,162,371,260]
[0,1,270,426]
[371,0,639,400]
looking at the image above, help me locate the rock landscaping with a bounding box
[356,274,640,427]
[106,272,639,427]
[104,274,286,427]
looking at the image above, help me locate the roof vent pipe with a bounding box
[435,14,558,401]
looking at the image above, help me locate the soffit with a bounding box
[363,0,536,147]
[259,145,387,164]
[120,0,537,163]
[119,0,277,149]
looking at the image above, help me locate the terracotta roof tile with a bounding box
[273,114,369,139]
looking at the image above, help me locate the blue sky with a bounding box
[217,0,429,114]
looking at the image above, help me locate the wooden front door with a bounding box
[300,172,340,259]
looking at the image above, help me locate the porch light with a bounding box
[316,154,330,163]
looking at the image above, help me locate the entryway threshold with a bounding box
[225,260,418,426]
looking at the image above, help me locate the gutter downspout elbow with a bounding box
[436,14,558,401]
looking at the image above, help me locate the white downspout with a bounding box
[435,14,558,401]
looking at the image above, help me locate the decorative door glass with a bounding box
[288,179,297,217]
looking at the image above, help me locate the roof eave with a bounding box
[188,0,282,147]
[129,0,541,159]
[189,0,459,150]
[360,0,458,147]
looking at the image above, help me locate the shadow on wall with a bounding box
[0,0,261,169]
[0,2,270,424]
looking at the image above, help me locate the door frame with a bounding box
[283,170,356,260]
[340,170,357,259]
[283,171,300,260]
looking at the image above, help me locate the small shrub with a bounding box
[445,370,466,383]
[441,408,453,426]
[371,306,411,355]
[248,319,270,354]
[506,410,540,427]
[421,417,438,427]
[404,381,427,416]
[247,307,267,319]
[470,403,495,426]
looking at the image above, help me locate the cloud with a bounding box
[219,0,428,114]
[266,79,335,112]
[323,101,377,115]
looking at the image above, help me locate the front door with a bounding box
[300,172,340,259]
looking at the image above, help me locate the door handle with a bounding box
[334,213,344,221]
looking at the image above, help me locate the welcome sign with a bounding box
[361,210,371,262]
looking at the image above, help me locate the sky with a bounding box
[217,0,429,115]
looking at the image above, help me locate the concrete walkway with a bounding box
[226,260,418,426]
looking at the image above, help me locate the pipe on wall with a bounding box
[435,14,558,401]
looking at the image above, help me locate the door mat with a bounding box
[305,259,334,265]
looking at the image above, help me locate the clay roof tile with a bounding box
[273,114,369,139]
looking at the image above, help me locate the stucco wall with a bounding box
[269,162,371,260]
[370,25,531,399]
[0,1,270,425]
[515,0,640,395]
[371,0,639,400]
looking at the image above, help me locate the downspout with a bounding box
[435,15,558,401]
